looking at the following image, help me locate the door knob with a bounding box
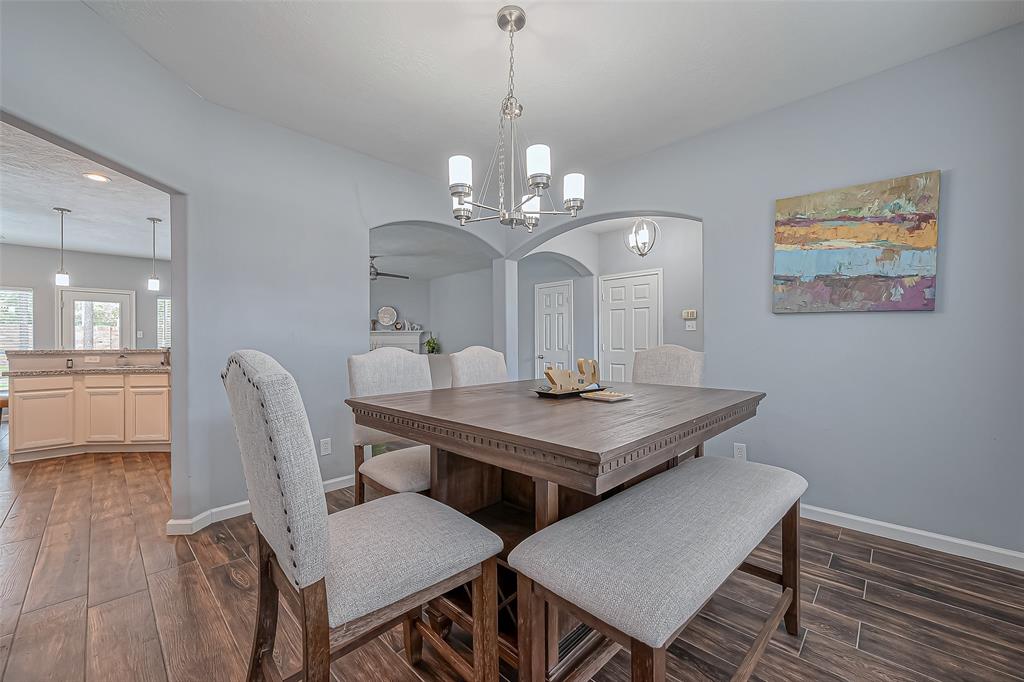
[536,355,544,359]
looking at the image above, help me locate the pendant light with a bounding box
[53,207,71,286]
[625,217,660,258]
[147,217,162,291]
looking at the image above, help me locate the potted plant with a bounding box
[424,335,441,354]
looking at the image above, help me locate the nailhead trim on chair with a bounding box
[223,357,301,587]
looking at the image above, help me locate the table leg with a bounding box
[533,478,560,671]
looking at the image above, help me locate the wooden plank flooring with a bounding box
[0,451,1021,681]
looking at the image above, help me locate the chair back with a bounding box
[347,347,433,446]
[222,350,328,589]
[450,346,509,387]
[632,344,705,387]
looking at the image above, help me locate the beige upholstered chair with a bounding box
[222,350,501,682]
[450,346,509,387]
[632,344,705,387]
[347,347,433,504]
[511,457,806,681]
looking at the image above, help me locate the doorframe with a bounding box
[598,268,664,376]
[533,279,574,379]
[55,286,137,350]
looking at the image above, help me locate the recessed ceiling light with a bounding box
[83,172,111,183]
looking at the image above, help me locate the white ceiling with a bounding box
[370,223,495,280]
[87,1,1022,181]
[0,122,171,260]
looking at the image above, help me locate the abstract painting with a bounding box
[773,171,940,313]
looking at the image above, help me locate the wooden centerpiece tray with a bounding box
[535,359,609,398]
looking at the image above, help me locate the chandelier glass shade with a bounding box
[448,6,585,233]
[625,217,660,258]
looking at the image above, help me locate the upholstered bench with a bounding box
[509,455,807,682]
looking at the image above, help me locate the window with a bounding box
[157,297,172,348]
[0,288,33,391]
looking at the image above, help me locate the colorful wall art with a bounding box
[773,171,940,313]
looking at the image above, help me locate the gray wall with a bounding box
[509,24,1024,551]
[2,1,455,518]
[517,255,595,379]
[597,218,704,351]
[1,243,172,349]
[369,277,430,331]
[429,268,493,354]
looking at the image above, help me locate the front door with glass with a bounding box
[58,288,135,350]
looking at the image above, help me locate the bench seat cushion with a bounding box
[358,445,430,493]
[507,456,807,647]
[325,493,502,627]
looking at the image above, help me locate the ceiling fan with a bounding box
[369,256,409,281]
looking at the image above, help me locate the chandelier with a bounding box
[448,5,585,233]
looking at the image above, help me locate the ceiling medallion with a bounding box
[448,5,585,233]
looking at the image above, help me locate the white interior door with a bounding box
[534,280,573,378]
[58,288,135,350]
[600,270,662,382]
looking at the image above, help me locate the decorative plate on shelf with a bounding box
[377,306,398,327]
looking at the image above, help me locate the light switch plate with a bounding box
[137,330,144,339]
[685,320,697,331]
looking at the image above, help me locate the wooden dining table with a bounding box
[346,379,765,676]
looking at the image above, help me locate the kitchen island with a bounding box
[4,349,170,463]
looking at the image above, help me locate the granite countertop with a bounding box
[4,366,170,377]
[5,349,169,356]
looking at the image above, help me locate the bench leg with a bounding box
[782,500,801,635]
[630,640,666,682]
[472,558,499,682]
[516,572,546,682]
[403,609,423,666]
[353,444,365,505]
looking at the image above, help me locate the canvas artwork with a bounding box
[773,171,940,313]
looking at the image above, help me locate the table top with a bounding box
[347,380,765,492]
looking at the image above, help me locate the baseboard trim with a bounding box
[802,504,1024,572]
[166,474,355,535]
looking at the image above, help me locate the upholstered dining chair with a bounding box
[222,350,501,682]
[633,344,706,460]
[633,344,705,387]
[449,346,510,387]
[347,347,433,504]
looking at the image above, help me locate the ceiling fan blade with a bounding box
[376,272,410,279]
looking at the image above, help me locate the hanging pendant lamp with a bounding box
[147,217,162,291]
[53,207,71,286]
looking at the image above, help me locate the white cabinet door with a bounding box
[82,387,126,442]
[600,270,662,382]
[11,389,75,452]
[126,386,170,442]
[534,281,573,378]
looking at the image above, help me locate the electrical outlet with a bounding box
[319,438,332,457]
[84,355,101,364]
[685,320,697,331]
[733,443,747,461]
[137,330,144,339]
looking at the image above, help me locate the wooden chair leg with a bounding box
[247,534,279,682]
[781,500,801,635]
[516,572,546,682]
[630,640,666,682]
[472,558,499,682]
[299,580,331,682]
[403,609,424,666]
[353,444,365,505]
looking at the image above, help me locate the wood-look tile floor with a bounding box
[0,452,1021,681]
